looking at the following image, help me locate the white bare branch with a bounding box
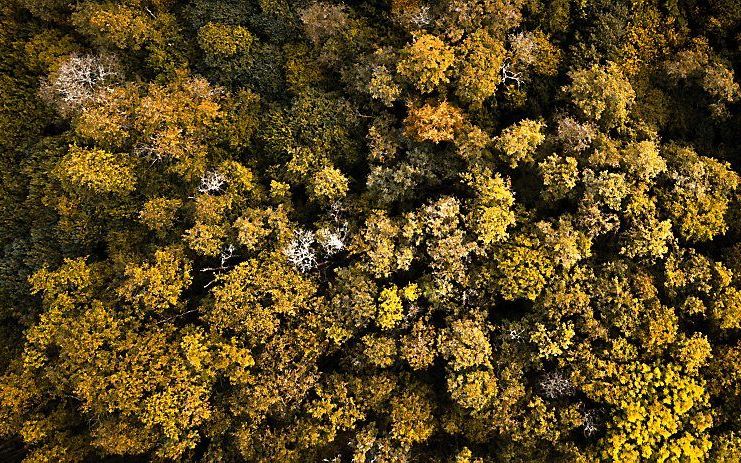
[582,408,604,437]
[50,53,120,112]
[197,171,227,194]
[501,61,523,88]
[410,6,431,27]
[540,371,574,399]
[285,228,318,272]
[202,244,236,273]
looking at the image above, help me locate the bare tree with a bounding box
[317,226,346,255]
[392,5,431,29]
[501,60,523,88]
[197,171,227,194]
[202,244,237,288]
[539,371,575,399]
[285,228,318,272]
[582,408,605,437]
[46,53,120,115]
[202,244,236,273]
[317,203,348,256]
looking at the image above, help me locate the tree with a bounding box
[117,247,192,314]
[539,154,579,201]
[43,53,120,116]
[455,29,506,107]
[564,62,635,128]
[197,22,254,83]
[661,145,739,242]
[464,166,516,245]
[56,145,136,195]
[583,361,712,463]
[494,119,546,167]
[404,100,465,143]
[489,228,555,301]
[397,33,455,94]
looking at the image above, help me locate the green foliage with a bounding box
[197,22,255,84]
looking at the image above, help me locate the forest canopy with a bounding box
[0,0,740,462]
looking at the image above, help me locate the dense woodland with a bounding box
[0,0,740,461]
